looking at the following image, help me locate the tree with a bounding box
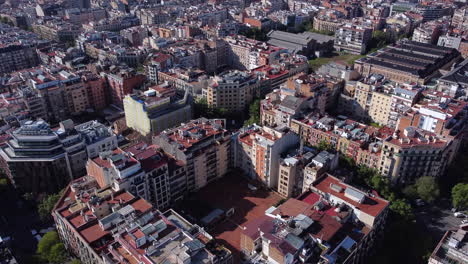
[452,183,468,210]
[403,184,418,200]
[70,259,81,264]
[37,231,69,263]
[367,30,392,53]
[243,99,261,126]
[48,243,68,263]
[38,193,61,222]
[414,176,440,203]
[37,231,60,257]
[389,199,414,221]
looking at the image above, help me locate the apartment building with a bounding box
[261,88,309,128]
[412,18,449,45]
[53,177,232,264]
[241,174,389,264]
[451,7,468,30]
[354,39,461,84]
[0,119,117,193]
[75,120,118,159]
[123,85,192,136]
[379,126,458,185]
[285,73,344,113]
[64,8,107,25]
[137,8,170,25]
[105,68,146,108]
[313,16,345,33]
[428,226,468,264]
[82,72,108,111]
[352,74,423,127]
[224,36,283,70]
[87,143,171,210]
[334,24,373,55]
[32,20,81,42]
[0,43,39,75]
[203,70,260,112]
[157,67,208,94]
[290,116,389,169]
[153,118,231,195]
[396,91,468,138]
[235,125,299,189]
[302,150,338,193]
[83,15,140,32]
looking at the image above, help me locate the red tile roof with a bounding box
[130,198,152,214]
[80,223,110,243]
[313,175,389,218]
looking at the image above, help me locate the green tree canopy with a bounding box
[37,231,60,257]
[48,243,68,263]
[38,193,61,222]
[244,99,261,126]
[37,231,69,263]
[452,183,468,210]
[389,199,414,221]
[414,176,440,203]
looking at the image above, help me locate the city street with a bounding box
[414,198,463,241]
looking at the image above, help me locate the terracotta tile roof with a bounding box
[80,223,110,243]
[130,198,152,214]
[313,175,389,218]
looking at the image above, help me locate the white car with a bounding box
[454,212,467,218]
[462,219,468,224]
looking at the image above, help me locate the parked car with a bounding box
[454,212,467,218]
[462,219,468,224]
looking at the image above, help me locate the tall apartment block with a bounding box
[203,70,260,112]
[153,118,231,199]
[235,125,299,189]
[334,24,373,55]
[53,176,233,264]
[87,143,171,210]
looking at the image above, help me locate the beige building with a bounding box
[313,16,344,32]
[378,126,458,185]
[154,118,231,192]
[123,85,192,136]
[368,91,392,125]
[203,70,260,112]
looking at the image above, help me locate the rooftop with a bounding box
[312,175,389,218]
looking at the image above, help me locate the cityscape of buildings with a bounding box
[0,0,467,263]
